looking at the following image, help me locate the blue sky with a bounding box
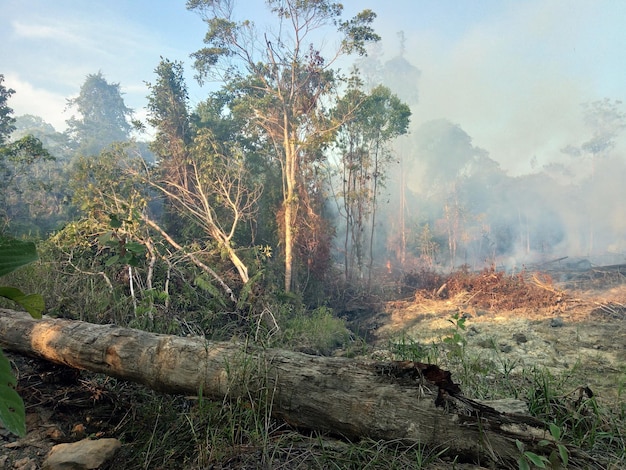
[1,0,625,175]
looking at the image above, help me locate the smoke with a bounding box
[336,0,626,273]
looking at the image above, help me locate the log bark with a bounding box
[0,308,567,467]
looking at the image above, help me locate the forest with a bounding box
[1,1,626,469]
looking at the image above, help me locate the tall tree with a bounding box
[66,72,133,155]
[561,99,626,254]
[146,59,191,192]
[333,80,410,285]
[187,0,380,292]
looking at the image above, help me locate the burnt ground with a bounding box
[364,265,626,406]
[1,264,626,468]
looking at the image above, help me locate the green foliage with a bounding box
[195,274,228,310]
[331,79,411,285]
[516,423,569,470]
[0,74,16,146]
[65,72,133,155]
[0,134,56,233]
[273,306,352,356]
[0,238,44,318]
[390,335,439,365]
[99,215,147,268]
[0,286,44,319]
[0,237,38,276]
[442,312,467,359]
[0,349,24,437]
[0,237,44,437]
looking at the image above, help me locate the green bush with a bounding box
[274,306,353,356]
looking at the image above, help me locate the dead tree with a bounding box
[0,308,595,467]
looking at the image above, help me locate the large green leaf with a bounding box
[0,239,38,277]
[0,287,44,319]
[0,349,26,437]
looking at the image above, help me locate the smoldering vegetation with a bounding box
[340,53,626,276]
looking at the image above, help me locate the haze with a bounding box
[2,0,626,268]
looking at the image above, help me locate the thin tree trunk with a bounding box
[0,308,585,468]
[283,131,297,293]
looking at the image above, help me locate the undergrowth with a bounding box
[5,254,626,469]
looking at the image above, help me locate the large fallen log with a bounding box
[0,308,584,467]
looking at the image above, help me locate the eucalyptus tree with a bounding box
[187,0,380,292]
[65,141,240,307]
[333,80,410,285]
[66,72,133,156]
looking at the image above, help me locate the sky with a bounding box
[1,0,626,175]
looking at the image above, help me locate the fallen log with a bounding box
[0,308,582,467]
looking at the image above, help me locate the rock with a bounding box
[499,343,513,353]
[550,317,564,328]
[42,438,121,470]
[467,326,480,336]
[512,332,527,344]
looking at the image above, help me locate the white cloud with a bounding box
[12,20,81,43]
[4,73,69,132]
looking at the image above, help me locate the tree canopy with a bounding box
[66,72,134,155]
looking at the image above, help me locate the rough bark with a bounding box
[0,308,574,467]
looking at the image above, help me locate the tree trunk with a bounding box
[0,308,587,467]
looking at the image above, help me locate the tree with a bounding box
[332,79,410,284]
[6,116,73,236]
[145,58,261,288]
[2,308,593,468]
[142,130,262,286]
[561,99,626,255]
[0,75,16,146]
[0,135,55,232]
[66,72,133,155]
[187,0,380,292]
[146,59,192,194]
[0,79,54,233]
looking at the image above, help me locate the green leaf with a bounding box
[558,444,569,466]
[518,458,530,470]
[0,287,44,319]
[125,242,146,255]
[0,349,26,437]
[549,422,562,440]
[524,451,547,468]
[98,231,113,245]
[105,254,120,266]
[195,276,227,308]
[109,214,123,228]
[128,256,141,267]
[0,239,38,277]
